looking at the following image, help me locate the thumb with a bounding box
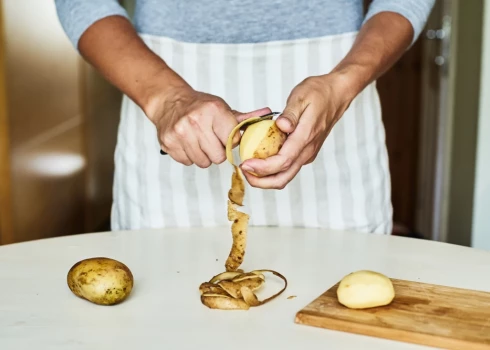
[276,101,304,134]
[232,107,272,123]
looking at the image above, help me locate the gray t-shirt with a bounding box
[55,0,434,49]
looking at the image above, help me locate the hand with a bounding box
[149,85,271,167]
[240,73,356,189]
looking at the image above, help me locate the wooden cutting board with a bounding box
[295,279,490,349]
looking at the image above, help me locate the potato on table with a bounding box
[67,257,134,305]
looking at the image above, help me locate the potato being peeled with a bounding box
[337,270,395,309]
[239,120,286,173]
[67,257,134,305]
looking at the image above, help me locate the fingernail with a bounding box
[241,164,254,173]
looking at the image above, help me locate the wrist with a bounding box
[141,68,192,124]
[327,63,375,101]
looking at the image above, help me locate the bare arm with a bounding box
[78,16,186,123]
[328,12,413,103]
[77,16,268,167]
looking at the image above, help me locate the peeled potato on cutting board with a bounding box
[337,270,395,309]
[295,275,490,350]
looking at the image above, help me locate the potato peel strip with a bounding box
[228,166,245,205]
[199,118,288,310]
[225,199,249,271]
[201,294,250,310]
[209,271,243,284]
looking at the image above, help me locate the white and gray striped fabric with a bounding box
[111,32,393,234]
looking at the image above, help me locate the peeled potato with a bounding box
[239,120,287,174]
[337,270,395,309]
[67,257,134,305]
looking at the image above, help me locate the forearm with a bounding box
[78,16,189,121]
[329,12,413,99]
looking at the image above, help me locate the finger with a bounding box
[198,129,227,164]
[159,131,193,164]
[169,148,193,166]
[233,107,272,123]
[183,108,228,162]
[241,153,294,178]
[182,134,212,168]
[212,109,242,146]
[276,94,307,134]
[241,148,311,189]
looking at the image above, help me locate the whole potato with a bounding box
[337,270,395,309]
[67,257,134,305]
[239,120,286,170]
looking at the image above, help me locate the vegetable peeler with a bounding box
[159,111,281,155]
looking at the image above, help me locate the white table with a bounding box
[1,227,489,349]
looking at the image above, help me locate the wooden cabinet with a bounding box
[0,0,121,244]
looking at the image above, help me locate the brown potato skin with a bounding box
[228,165,245,205]
[67,257,134,305]
[201,295,250,310]
[252,123,287,159]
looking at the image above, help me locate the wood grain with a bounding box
[295,279,490,349]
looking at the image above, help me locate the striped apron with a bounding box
[111,31,393,234]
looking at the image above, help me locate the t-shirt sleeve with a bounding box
[54,0,130,49]
[363,0,436,45]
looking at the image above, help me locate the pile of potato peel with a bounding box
[199,115,288,310]
[199,269,288,310]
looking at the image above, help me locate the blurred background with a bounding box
[0,0,488,249]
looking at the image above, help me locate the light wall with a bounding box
[472,0,490,250]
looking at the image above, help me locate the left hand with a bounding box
[240,73,356,189]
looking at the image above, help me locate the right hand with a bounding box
[148,85,271,168]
